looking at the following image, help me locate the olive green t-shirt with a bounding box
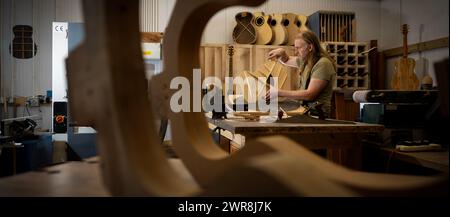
[296,57,336,116]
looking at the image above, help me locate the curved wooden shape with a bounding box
[66,0,199,196]
[217,136,447,197]
[66,0,447,196]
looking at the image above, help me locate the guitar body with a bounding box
[10,25,38,59]
[296,14,309,32]
[391,58,419,90]
[390,24,420,90]
[253,12,273,45]
[270,14,288,45]
[284,13,299,45]
[232,12,257,44]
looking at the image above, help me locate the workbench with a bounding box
[379,147,449,174]
[207,113,384,170]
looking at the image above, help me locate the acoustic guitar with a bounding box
[283,13,309,45]
[270,13,288,45]
[284,13,299,45]
[232,12,257,44]
[296,14,309,32]
[227,45,235,94]
[390,24,419,90]
[253,12,273,45]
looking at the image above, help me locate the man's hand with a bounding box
[265,88,279,102]
[267,48,288,62]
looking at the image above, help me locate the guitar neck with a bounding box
[402,24,409,58]
[229,58,233,77]
[403,33,408,58]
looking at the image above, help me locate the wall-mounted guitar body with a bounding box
[270,13,288,45]
[232,12,257,44]
[253,12,273,45]
[284,13,300,45]
[296,14,309,32]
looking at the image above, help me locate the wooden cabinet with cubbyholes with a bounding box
[323,42,371,90]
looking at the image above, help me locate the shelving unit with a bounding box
[199,44,297,90]
[323,41,370,90]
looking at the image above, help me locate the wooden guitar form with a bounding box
[391,24,419,90]
[296,14,309,32]
[284,13,308,45]
[253,12,273,45]
[64,0,447,197]
[232,12,257,44]
[270,13,288,45]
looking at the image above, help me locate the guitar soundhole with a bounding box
[282,19,289,27]
[255,17,264,26]
[270,19,277,26]
[9,25,38,59]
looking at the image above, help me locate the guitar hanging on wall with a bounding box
[253,12,273,45]
[390,24,419,90]
[270,13,288,45]
[232,12,257,44]
[9,25,38,59]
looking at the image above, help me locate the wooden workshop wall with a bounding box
[380,0,449,88]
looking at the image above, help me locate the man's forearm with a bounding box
[282,56,297,68]
[278,89,313,101]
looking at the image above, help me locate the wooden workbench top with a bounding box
[380,147,449,173]
[207,114,384,135]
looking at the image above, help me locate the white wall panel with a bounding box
[55,0,83,22]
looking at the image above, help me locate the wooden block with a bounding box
[13,96,27,106]
[141,32,163,43]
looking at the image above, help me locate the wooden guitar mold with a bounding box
[65,0,447,196]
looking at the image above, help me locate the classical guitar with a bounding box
[390,24,419,90]
[10,25,38,59]
[253,12,273,45]
[270,13,288,45]
[232,12,257,44]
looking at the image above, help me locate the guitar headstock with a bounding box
[401,24,409,36]
[227,45,234,56]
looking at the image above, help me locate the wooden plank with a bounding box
[380,148,449,173]
[141,32,163,43]
[383,37,449,58]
